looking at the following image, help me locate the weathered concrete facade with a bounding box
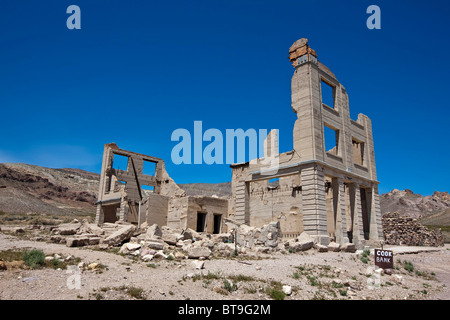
[95,143,228,233]
[229,38,382,248]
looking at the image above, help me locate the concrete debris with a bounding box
[55,223,81,235]
[382,212,444,247]
[314,243,328,252]
[327,242,341,252]
[340,243,356,253]
[285,232,315,252]
[103,224,136,246]
[235,221,281,250]
[146,224,163,239]
[187,247,212,259]
[142,254,153,262]
[145,239,165,251]
[48,216,360,264]
[192,260,205,270]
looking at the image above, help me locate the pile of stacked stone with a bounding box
[382,212,444,247]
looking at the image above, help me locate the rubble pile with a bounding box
[45,219,359,264]
[50,220,136,248]
[235,222,281,251]
[382,212,444,247]
[49,219,283,259]
[284,231,356,253]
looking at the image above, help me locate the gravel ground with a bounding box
[0,232,449,300]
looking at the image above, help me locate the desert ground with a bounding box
[0,226,448,301]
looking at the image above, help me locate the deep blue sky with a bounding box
[0,0,449,196]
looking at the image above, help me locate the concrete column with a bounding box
[301,165,329,245]
[370,184,383,241]
[235,181,249,225]
[95,204,104,225]
[334,177,349,244]
[119,197,129,222]
[352,182,365,249]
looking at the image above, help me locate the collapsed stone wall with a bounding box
[382,212,444,247]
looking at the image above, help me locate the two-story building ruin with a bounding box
[94,38,383,249]
[95,143,229,234]
[229,38,382,248]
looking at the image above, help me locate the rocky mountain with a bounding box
[0,163,99,216]
[380,189,450,219]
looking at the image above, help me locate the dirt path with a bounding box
[0,232,448,300]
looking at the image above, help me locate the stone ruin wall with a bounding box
[382,212,444,247]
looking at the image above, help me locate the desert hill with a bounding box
[1,163,449,229]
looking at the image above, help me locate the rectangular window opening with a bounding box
[213,214,222,234]
[321,80,335,109]
[324,124,339,156]
[112,154,129,171]
[143,160,156,176]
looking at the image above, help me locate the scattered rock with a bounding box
[392,274,403,285]
[285,232,315,252]
[384,268,395,275]
[282,285,292,296]
[192,260,205,269]
[88,263,100,270]
[98,244,109,250]
[347,289,357,296]
[315,243,328,252]
[13,227,25,234]
[174,251,185,260]
[146,239,165,251]
[142,254,154,262]
[181,228,199,241]
[146,224,163,240]
[341,243,356,253]
[162,233,179,245]
[154,251,168,259]
[187,247,212,259]
[125,243,141,251]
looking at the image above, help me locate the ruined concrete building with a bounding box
[95,38,382,249]
[230,38,382,249]
[95,143,229,234]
